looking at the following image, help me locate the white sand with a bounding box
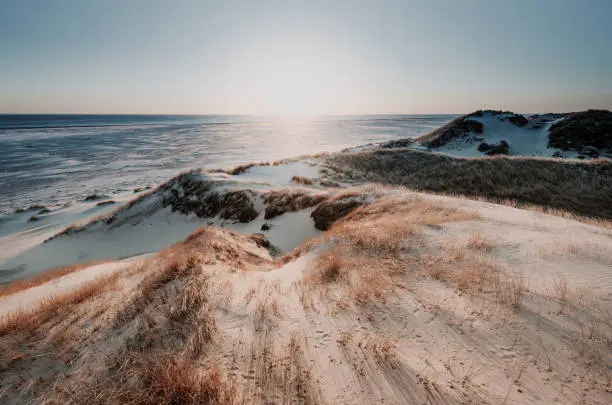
[234,160,321,186]
[1,160,324,283]
[432,112,578,158]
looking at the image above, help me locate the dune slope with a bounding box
[1,191,610,404]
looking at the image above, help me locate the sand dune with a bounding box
[1,190,610,404]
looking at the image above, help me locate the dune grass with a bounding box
[0,259,116,299]
[302,196,482,303]
[0,271,121,337]
[324,148,612,220]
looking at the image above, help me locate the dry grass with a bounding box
[537,242,612,266]
[336,331,353,346]
[327,196,476,255]
[291,175,313,185]
[348,258,404,303]
[425,252,527,311]
[97,355,236,405]
[362,334,397,360]
[453,258,500,294]
[485,199,612,229]
[416,115,483,147]
[565,243,581,257]
[324,148,612,220]
[211,154,326,177]
[307,251,346,284]
[552,274,569,313]
[276,237,323,265]
[0,272,120,337]
[499,271,527,310]
[466,233,496,252]
[303,196,478,303]
[0,259,115,298]
[112,226,266,329]
[219,162,270,175]
[293,182,609,317]
[263,190,326,220]
[46,354,236,405]
[114,250,204,326]
[34,227,268,405]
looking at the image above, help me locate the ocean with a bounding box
[0,114,455,214]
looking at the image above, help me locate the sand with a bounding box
[1,190,610,404]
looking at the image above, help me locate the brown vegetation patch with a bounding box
[181,227,270,267]
[43,276,227,404]
[224,162,268,175]
[1,226,273,404]
[263,190,326,220]
[307,250,346,284]
[310,194,364,230]
[114,251,203,325]
[362,334,397,360]
[76,355,237,405]
[417,116,484,148]
[33,226,268,404]
[341,196,476,228]
[424,253,526,310]
[291,175,313,185]
[219,190,259,223]
[302,195,528,310]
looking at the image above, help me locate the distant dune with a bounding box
[408,109,612,159]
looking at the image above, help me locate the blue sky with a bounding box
[1,0,611,114]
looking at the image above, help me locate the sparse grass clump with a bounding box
[466,233,495,252]
[552,274,569,313]
[114,251,204,326]
[362,334,397,360]
[309,251,345,283]
[291,175,313,185]
[49,354,236,405]
[499,271,527,309]
[424,250,527,311]
[276,237,323,265]
[105,355,236,405]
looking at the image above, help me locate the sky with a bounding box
[1,0,611,115]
